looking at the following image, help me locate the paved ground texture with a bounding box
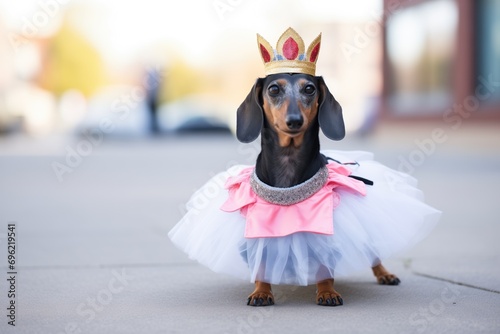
[0,122,499,334]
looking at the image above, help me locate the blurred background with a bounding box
[0,0,497,140]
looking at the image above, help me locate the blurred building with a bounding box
[381,0,500,121]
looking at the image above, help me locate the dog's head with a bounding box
[236,73,345,146]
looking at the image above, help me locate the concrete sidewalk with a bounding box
[0,123,499,333]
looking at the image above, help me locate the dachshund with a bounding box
[236,73,401,307]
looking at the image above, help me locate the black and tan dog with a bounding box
[236,73,401,306]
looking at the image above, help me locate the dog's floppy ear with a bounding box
[236,78,264,143]
[317,76,345,141]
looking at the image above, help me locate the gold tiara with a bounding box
[257,27,321,76]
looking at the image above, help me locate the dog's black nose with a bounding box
[286,114,304,130]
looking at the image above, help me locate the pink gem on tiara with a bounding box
[283,37,299,60]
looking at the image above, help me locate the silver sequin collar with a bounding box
[250,166,329,206]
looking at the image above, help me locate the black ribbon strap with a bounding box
[323,155,374,186]
[348,175,374,186]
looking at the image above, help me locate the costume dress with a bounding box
[168,150,441,285]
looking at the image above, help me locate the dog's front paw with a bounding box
[316,290,343,306]
[247,281,274,306]
[247,291,274,306]
[316,279,343,307]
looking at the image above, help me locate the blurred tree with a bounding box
[38,22,106,97]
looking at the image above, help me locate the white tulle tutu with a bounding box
[168,150,440,286]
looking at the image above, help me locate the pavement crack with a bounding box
[413,271,500,294]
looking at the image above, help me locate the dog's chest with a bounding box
[272,155,302,188]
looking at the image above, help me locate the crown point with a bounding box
[259,44,271,63]
[283,37,299,60]
[257,28,321,76]
[309,42,320,62]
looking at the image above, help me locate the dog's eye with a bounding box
[268,85,280,96]
[304,85,316,95]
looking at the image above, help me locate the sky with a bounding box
[0,0,383,67]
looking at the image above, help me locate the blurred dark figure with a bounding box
[145,68,162,135]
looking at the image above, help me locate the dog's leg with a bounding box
[247,281,274,306]
[372,263,401,285]
[316,279,343,306]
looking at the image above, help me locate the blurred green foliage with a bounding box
[159,58,207,103]
[39,22,106,97]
